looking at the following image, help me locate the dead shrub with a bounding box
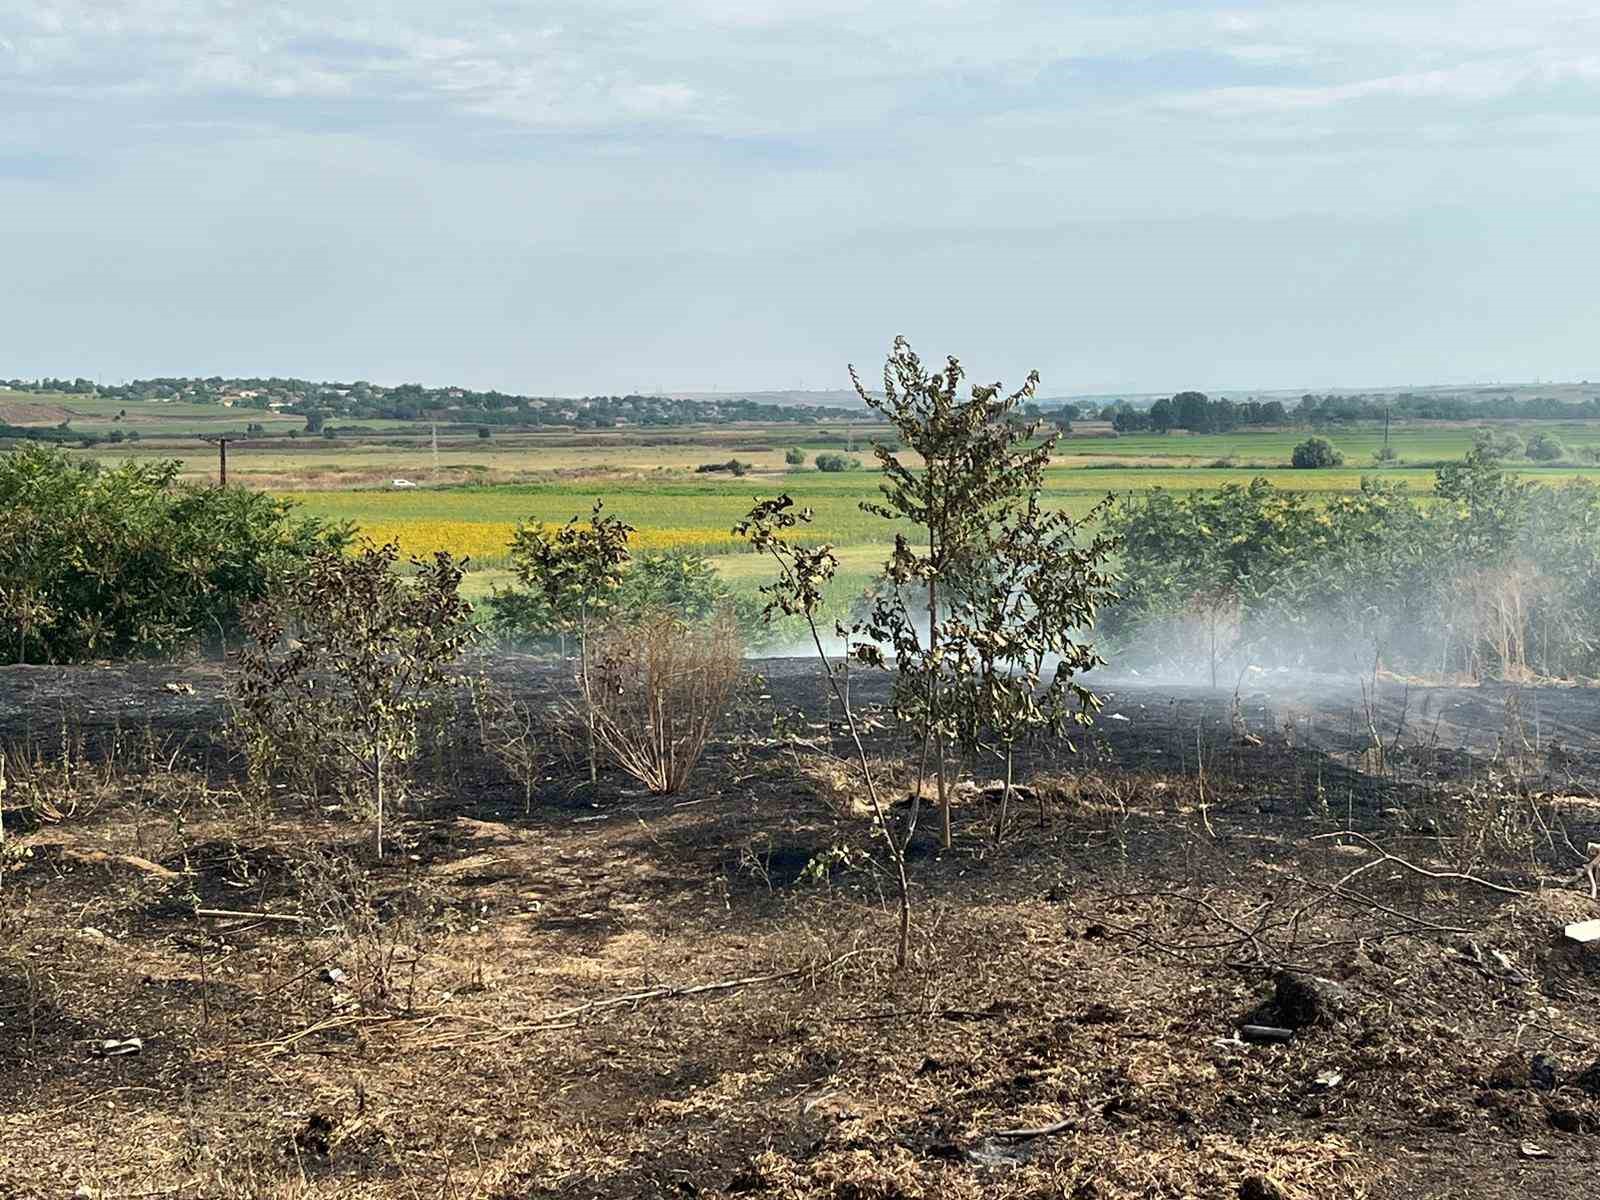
[472,680,544,814]
[587,612,742,794]
[294,851,455,1013]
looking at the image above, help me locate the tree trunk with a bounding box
[374,750,385,860]
[929,545,951,850]
[580,607,597,786]
[994,749,1014,845]
[1209,609,1218,690]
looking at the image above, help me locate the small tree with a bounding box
[1291,437,1344,469]
[615,550,739,621]
[736,496,913,967]
[507,501,634,784]
[233,542,475,858]
[849,336,1097,847]
[784,447,807,466]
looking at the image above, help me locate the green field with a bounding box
[31,407,1600,606]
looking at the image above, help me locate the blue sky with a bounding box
[3,1,1599,395]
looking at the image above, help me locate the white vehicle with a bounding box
[391,478,417,489]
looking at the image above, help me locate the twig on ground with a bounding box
[987,1117,1075,1140]
[194,907,308,924]
[1312,830,1526,897]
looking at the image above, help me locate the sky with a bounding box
[3,1,1600,397]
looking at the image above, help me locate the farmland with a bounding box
[19,397,1600,607]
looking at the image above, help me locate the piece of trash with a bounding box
[318,967,347,985]
[1313,1070,1344,1090]
[162,681,194,695]
[1519,1142,1551,1160]
[1563,919,1600,944]
[94,1037,143,1058]
[964,1137,1034,1168]
[1240,1025,1295,1044]
[1108,712,1130,721]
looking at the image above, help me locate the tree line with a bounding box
[1056,389,1600,433]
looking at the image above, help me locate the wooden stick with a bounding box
[987,1118,1075,1140]
[194,908,308,924]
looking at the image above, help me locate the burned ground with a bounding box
[3,659,1600,1198]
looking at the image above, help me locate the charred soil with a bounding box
[2,659,1600,1198]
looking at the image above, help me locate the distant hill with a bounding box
[0,376,873,430]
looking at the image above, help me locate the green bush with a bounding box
[784,447,807,466]
[814,452,861,472]
[1290,437,1344,469]
[1526,431,1566,462]
[0,444,346,664]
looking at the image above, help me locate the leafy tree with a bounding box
[233,542,475,858]
[1107,479,1324,682]
[1291,437,1344,468]
[849,336,1116,847]
[1472,428,1524,460]
[615,550,736,621]
[784,447,807,466]
[304,412,325,433]
[1173,391,1212,432]
[1527,431,1566,462]
[506,501,634,784]
[939,491,1119,840]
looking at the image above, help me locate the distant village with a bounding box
[0,376,869,429]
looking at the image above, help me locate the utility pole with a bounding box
[218,438,229,486]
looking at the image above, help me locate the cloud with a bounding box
[3,1,1600,390]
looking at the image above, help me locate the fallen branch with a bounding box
[987,1117,1075,1140]
[195,907,308,924]
[1312,831,1526,897]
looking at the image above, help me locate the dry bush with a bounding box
[294,850,456,1013]
[1452,562,1551,681]
[587,612,742,794]
[472,681,544,814]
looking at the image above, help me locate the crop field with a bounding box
[37,412,1600,605]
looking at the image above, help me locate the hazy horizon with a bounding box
[5,2,1599,395]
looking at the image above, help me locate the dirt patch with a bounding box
[3,660,1600,1197]
[0,398,72,426]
